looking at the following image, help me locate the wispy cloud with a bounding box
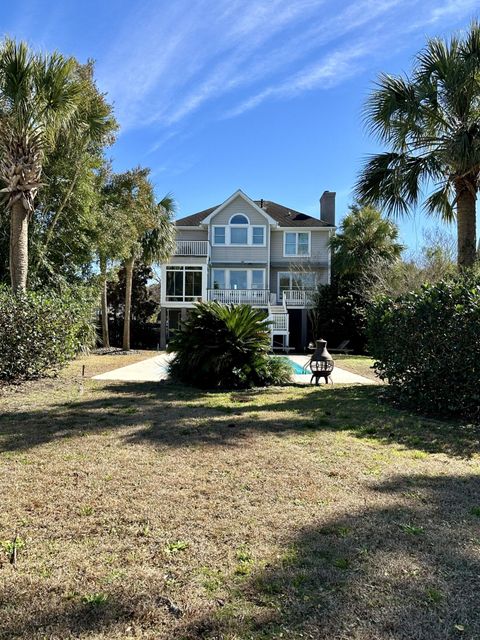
[96,0,480,136]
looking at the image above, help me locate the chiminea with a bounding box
[308,339,334,385]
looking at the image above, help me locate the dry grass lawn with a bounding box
[1,353,479,639]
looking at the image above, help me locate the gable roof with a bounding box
[176,198,333,228]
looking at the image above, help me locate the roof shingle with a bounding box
[175,200,332,228]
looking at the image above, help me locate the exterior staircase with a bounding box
[267,296,290,351]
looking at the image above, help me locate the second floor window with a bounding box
[212,214,266,246]
[214,227,226,244]
[284,232,310,256]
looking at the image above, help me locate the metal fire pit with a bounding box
[307,339,334,385]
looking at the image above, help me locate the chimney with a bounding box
[320,191,336,226]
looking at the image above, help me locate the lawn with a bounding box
[0,353,479,639]
[333,354,379,381]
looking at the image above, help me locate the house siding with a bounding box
[175,228,208,241]
[270,229,329,263]
[209,195,270,265]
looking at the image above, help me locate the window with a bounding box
[252,226,264,245]
[211,269,265,290]
[166,267,184,302]
[230,214,249,224]
[212,215,266,246]
[166,266,203,302]
[284,232,310,256]
[230,270,248,290]
[230,227,248,244]
[251,270,265,289]
[213,226,226,244]
[278,271,317,294]
[212,269,225,289]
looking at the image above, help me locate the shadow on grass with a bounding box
[0,585,182,639]
[2,474,479,639]
[175,473,480,640]
[1,381,478,457]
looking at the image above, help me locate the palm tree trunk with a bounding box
[123,255,135,351]
[99,255,110,349]
[455,180,477,268]
[10,200,29,293]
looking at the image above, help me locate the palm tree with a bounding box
[122,195,176,350]
[331,204,404,278]
[0,39,82,292]
[356,22,480,268]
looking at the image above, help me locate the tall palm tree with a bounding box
[356,22,480,268]
[0,39,82,292]
[331,204,404,278]
[122,195,176,350]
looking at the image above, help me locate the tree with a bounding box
[356,21,480,268]
[30,61,117,285]
[311,204,403,352]
[330,204,404,278]
[0,39,83,292]
[102,169,175,351]
[123,194,176,350]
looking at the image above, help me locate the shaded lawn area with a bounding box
[0,355,479,639]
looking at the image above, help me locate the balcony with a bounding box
[282,289,315,307]
[174,240,209,256]
[207,289,270,306]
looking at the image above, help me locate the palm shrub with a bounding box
[367,275,480,420]
[168,302,292,389]
[0,285,97,380]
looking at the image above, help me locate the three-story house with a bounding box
[159,189,335,350]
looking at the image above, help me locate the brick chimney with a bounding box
[320,191,336,226]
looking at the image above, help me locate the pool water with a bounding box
[281,357,308,375]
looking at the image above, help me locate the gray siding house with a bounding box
[159,189,335,350]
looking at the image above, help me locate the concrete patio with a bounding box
[92,353,375,385]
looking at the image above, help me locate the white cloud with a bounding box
[96,0,479,135]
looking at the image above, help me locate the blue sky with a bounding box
[4,0,479,252]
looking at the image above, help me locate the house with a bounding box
[159,189,335,350]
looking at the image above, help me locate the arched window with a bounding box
[230,213,249,225]
[229,213,249,244]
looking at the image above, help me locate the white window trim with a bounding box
[165,265,203,302]
[283,231,311,257]
[229,213,250,225]
[211,268,266,290]
[211,222,267,247]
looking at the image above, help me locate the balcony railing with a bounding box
[207,289,270,305]
[269,313,289,332]
[282,289,315,307]
[174,240,209,256]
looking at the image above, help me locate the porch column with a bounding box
[301,309,308,349]
[160,307,167,350]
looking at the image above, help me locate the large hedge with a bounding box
[0,286,97,381]
[367,276,480,420]
[168,302,292,389]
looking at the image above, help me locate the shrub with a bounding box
[0,285,97,381]
[168,302,292,389]
[367,275,480,420]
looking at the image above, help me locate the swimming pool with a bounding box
[281,357,308,375]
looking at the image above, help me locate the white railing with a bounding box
[207,289,270,305]
[282,289,315,307]
[269,313,289,332]
[174,240,209,256]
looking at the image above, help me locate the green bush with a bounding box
[168,302,292,389]
[0,285,97,381]
[367,276,480,420]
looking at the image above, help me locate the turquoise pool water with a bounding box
[281,358,308,375]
